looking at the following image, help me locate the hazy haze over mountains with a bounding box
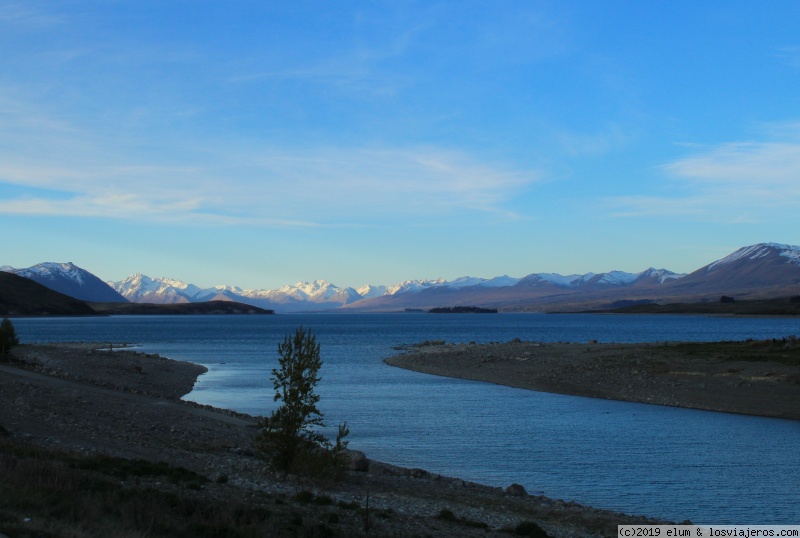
[4,243,799,313]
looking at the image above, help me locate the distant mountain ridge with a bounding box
[106,267,685,313]
[515,267,681,289]
[6,242,800,313]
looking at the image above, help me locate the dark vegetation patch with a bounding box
[74,455,209,485]
[598,296,800,316]
[293,491,333,506]
[500,520,552,537]
[673,336,800,365]
[89,300,275,315]
[429,306,498,314]
[437,508,490,530]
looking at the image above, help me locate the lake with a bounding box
[11,313,800,524]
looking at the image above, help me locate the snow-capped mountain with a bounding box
[671,243,800,292]
[113,274,204,304]
[356,284,388,299]
[108,277,365,312]
[515,268,683,290]
[384,278,448,295]
[634,268,684,285]
[706,243,800,271]
[3,262,126,303]
[445,276,488,288]
[104,267,689,312]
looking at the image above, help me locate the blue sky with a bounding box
[2,1,799,289]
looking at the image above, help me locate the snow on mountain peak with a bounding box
[110,274,204,302]
[536,273,589,287]
[446,276,487,288]
[636,268,684,283]
[707,243,800,271]
[385,278,447,295]
[479,275,521,287]
[356,284,388,298]
[7,262,128,302]
[14,262,85,285]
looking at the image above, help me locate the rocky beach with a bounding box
[1,343,666,537]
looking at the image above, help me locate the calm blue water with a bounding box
[11,313,800,524]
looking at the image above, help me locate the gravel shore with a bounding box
[385,339,800,420]
[0,342,670,537]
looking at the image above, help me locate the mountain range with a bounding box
[105,267,686,313]
[3,243,800,313]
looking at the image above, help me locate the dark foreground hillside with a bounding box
[0,272,96,316]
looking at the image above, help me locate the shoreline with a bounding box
[1,342,667,537]
[385,340,800,420]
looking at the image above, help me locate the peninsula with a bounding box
[386,339,800,420]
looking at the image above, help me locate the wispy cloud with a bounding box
[240,146,537,214]
[0,63,540,226]
[607,131,800,222]
[0,137,539,226]
[0,192,320,227]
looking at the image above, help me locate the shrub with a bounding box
[0,317,19,357]
[514,520,551,537]
[437,508,457,522]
